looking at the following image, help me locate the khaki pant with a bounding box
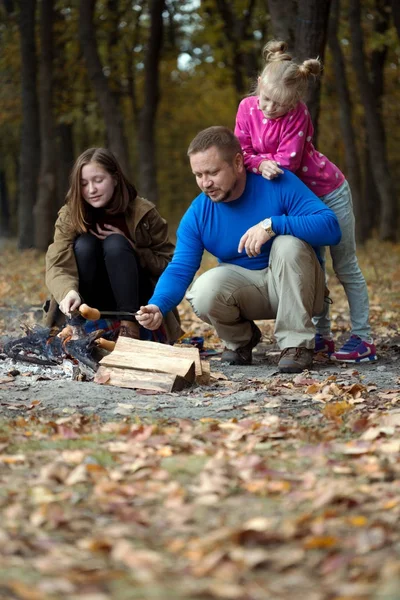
[186,236,325,350]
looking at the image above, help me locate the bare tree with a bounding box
[328,0,365,241]
[294,0,332,139]
[79,0,130,176]
[137,0,165,204]
[390,0,400,39]
[349,0,398,240]
[18,0,40,249]
[56,123,74,208]
[213,0,260,97]
[267,0,296,50]
[0,169,10,236]
[34,0,57,250]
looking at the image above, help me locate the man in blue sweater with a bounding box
[136,126,341,373]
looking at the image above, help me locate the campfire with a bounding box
[2,323,104,376]
[1,305,209,391]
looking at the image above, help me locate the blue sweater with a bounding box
[150,171,341,314]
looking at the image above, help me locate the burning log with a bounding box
[3,324,104,373]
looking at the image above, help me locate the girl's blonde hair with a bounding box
[257,40,322,108]
[66,148,137,234]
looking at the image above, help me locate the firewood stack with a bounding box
[95,337,210,392]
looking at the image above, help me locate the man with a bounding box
[136,126,341,373]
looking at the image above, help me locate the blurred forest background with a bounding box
[0,0,399,251]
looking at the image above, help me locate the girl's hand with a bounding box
[59,290,81,317]
[238,224,272,257]
[89,224,134,248]
[259,160,284,180]
[135,305,163,330]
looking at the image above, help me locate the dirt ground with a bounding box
[0,305,398,421]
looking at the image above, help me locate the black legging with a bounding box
[74,233,152,321]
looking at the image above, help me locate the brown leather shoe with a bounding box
[119,320,140,340]
[221,323,262,365]
[278,347,313,373]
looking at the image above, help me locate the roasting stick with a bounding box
[78,303,139,320]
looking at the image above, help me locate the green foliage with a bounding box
[0,0,399,236]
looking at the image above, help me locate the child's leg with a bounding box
[322,181,371,340]
[312,245,332,336]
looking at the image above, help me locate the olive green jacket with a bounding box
[44,196,183,342]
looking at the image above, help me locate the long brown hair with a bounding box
[66,148,137,233]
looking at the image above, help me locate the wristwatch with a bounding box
[260,218,276,238]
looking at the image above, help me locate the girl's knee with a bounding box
[74,233,100,259]
[103,233,133,255]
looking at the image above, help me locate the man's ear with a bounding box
[235,152,245,172]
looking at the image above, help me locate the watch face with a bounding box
[262,218,271,230]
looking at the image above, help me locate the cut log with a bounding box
[196,360,210,385]
[111,337,203,376]
[99,337,197,383]
[95,365,191,393]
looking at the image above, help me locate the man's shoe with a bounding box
[331,335,377,363]
[314,333,335,356]
[220,324,262,365]
[278,347,314,373]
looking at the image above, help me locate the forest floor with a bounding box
[0,237,399,600]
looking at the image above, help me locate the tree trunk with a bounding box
[390,0,400,39]
[327,0,365,241]
[2,0,14,14]
[213,0,259,97]
[18,0,40,249]
[349,0,398,240]
[137,0,165,204]
[294,0,332,141]
[34,0,57,251]
[267,0,296,51]
[79,0,130,176]
[363,144,380,235]
[57,123,74,208]
[0,170,10,237]
[126,4,143,128]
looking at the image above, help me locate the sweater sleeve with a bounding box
[235,100,266,173]
[45,206,79,304]
[262,106,312,172]
[270,171,342,247]
[149,206,205,314]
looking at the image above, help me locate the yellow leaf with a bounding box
[347,516,367,527]
[304,535,338,549]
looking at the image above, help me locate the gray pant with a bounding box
[314,180,371,339]
[186,236,325,351]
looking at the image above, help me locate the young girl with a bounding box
[45,147,182,343]
[234,40,376,363]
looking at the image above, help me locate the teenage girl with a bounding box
[234,40,376,363]
[45,147,181,343]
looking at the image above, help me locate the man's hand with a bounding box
[238,223,271,257]
[59,290,81,317]
[259,160,283,180]
[135,304,163,330]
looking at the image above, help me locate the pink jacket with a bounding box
[235,96,345,197]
